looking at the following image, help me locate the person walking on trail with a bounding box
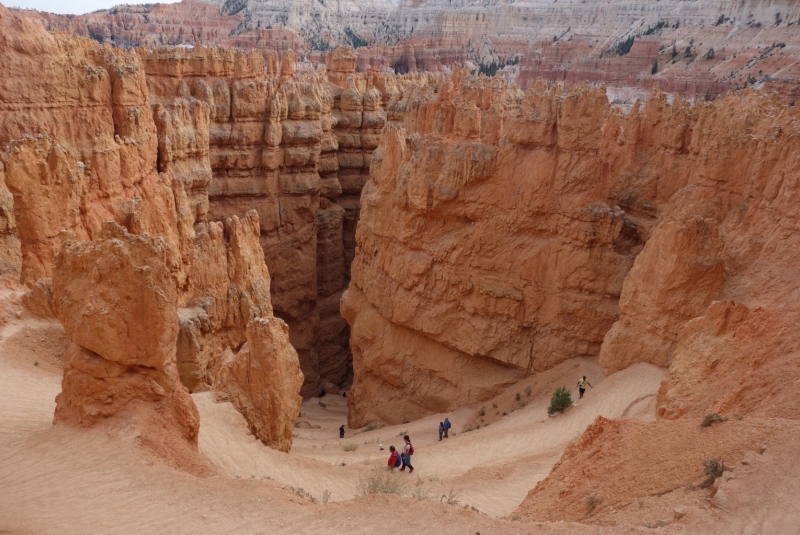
[442,418,451,438]
[339,424,345,439]
[438,422,444,441]
[577,376,593,399]
[387,446,402,471]
[400,435,414,473]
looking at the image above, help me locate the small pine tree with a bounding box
[547,386,573,415]
[651,59,659,74]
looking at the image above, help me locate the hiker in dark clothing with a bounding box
[443,418,451,438]
[438,422,444,441]
[339,424,345,439]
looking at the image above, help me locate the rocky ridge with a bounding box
[17,0,800,100]
[0,4,303,454]
[344,69,800,431]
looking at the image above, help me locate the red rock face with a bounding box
[140,45,404,396]
[0,5,304,453]
[344,68,800,426]
[18,0,800,101]
[52,223,201,464]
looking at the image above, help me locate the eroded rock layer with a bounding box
[19,0,800,100]
[344,68,800,427]
[52,223,200,453]
[0,4,303,452]
[140,45,406,395]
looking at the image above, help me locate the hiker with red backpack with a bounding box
[400,435,414,473]
[387,445,402,471]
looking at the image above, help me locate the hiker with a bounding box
[438,421,444,441]
[339,424,345,439]
[443,417,451,438]
[577,376,593,399]
[387,445,402,471]
[400,434,414,473]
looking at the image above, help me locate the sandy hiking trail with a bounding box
[0,313,663,534]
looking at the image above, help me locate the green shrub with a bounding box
[547,386,573,415]
[585,494,602,512]
[700,458,729,487]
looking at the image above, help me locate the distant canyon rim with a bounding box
[1,0,800,531]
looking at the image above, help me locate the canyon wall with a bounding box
[140,45,404,396]
[344,68,800,427]
[0,4,303,452]
[19,0,800,100]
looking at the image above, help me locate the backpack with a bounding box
[443,420,451,430]
[394,453,402,468]
[408,443,414,456]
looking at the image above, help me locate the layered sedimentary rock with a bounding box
[344,66,800,427]
[215,316,303,452]
[52,223,200,451]
[178,211,273,391]
[0,5,304,452]
[343,75,645,426]
[141,45,400,395]
[19,0,800,100]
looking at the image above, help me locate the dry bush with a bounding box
[342,443,358,452]
[356,468,406,496]
[701,413,727,428]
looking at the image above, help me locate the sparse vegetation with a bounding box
[704,48,715,60]
[525,386,532,397]
[585,494,602,512]
[397,429,408,437]
[515,392,521,401]
[342,443,358,452]
[362,422,384,432]
[651,59,659,75]
[411,486,432,500]
[291,486,317,503]
[477,56,519,77]
[478,407,485,417]
[609,36,635,56]
[356,468,406,496]
[343,26,369,48]
[700,458,729,487]
[492,402,498,409]
[321,489,331,503]
[440,488,460,506]
[547,386,573,415]
[701,413,726,428]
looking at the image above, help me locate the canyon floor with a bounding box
[4,301,796,534]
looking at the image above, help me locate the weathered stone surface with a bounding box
[215,316,304,452]
[344,71,800,427]
[20,0,800,101]
[0,8,305,455]
[51,223,199,451]
[599,215,725,374]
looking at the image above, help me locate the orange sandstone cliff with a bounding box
[343,69,800,432]
[0,4,303,453]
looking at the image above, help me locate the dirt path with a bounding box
[0,314,662,534]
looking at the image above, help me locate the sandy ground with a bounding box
[0,310,671,534]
